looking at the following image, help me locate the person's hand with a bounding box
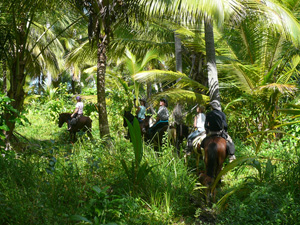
[71,114,74,118]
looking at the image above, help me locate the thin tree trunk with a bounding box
[204,19,220,102]
[71,76,75,94]
[5,60,26,143]
[38,73,42,95]
[175,33,182,73]
[96,36,110,137]
[2,60,7,93]
[174,32,183,124]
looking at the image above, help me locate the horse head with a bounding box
[123,110,134,127]
[58,114,64,127]
[58,113,71,128]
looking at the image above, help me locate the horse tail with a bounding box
[206,142,218,178]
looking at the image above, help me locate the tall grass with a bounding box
[2,99,300,224]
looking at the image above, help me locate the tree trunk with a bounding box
[175,33,182,73]
[2,60,7,93]
[5,59,26,143]
[174,32,184,124]
[4,22,27,144]
[204,19,220,102]
[71,76,75,94]
[96,36,110,137]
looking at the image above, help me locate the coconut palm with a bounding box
[68,0,144,138]
[214,2,300,150]
[138,0,300,102]
[0,0,77,142]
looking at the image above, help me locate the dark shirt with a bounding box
[205,109,228,132]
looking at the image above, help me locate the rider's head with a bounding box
[209,100,221,111]
[140,99,146,106]
[197,105,205,113]
[76,96,81,102]
[160,98,168,107]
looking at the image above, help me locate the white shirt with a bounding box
[76,102,84,114]
[196,113,206,132]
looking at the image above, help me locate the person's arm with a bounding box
[71,107,79,117]
[194,116,197,129]
[136,106,141,115]
[156,107,162,122]
[204,113,210,131]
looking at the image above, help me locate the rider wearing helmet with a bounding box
[68,96,84,130]
[201,100,236,162]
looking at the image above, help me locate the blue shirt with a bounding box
[137,106,146,120]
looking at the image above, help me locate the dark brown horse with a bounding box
[123,110,172,151]
[143,117,170,151]
[174,122,190,152]
[123,110,151,140]
[199,136,227,201]
[58,113,92,142]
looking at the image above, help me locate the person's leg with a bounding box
[67,119,72,130]
[226,134,236,162]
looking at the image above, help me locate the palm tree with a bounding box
[215,4,300,149]
[69,0,143,138]
[0,0,71,143]
[138,0,300,104]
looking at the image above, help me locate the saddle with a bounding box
[208,130,227,139]
[200,130,227,149]
[200,131,235,155]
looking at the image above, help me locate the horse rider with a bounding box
[148,98,169,139]
[201,100,236,162]
[136,98,146,123]
[68,96,84,130]
[187,105,206,152]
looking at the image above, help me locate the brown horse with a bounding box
[123,110,172,152]
[58,113,92,142]
[144,118,170,152]
[199,136,227,201]
[123,110,151,140]
[174,122,190,153]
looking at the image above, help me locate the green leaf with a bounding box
[69,215,92,223]
[211,156,256,192]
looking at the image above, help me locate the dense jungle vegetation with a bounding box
[1,0,300,224]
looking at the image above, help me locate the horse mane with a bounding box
[206,142,218,178]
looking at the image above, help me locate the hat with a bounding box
[209,100,221,111]
[76,96,81,101]
[160,98,168,107]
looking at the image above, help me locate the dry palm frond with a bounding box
[258,83,297,95]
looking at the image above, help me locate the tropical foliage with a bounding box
[1,0,300,224]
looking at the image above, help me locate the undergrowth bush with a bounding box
[2,98,300,224]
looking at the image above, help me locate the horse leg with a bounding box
[71,131,76,143]
[87,130,93,139]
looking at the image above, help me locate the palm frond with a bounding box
[134,69,207,90]
[149,88,209,106]
[258,83,297,95]
[277,55,300,84]
[65,40,96,67]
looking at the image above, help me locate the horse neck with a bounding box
[62,113,71,120]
